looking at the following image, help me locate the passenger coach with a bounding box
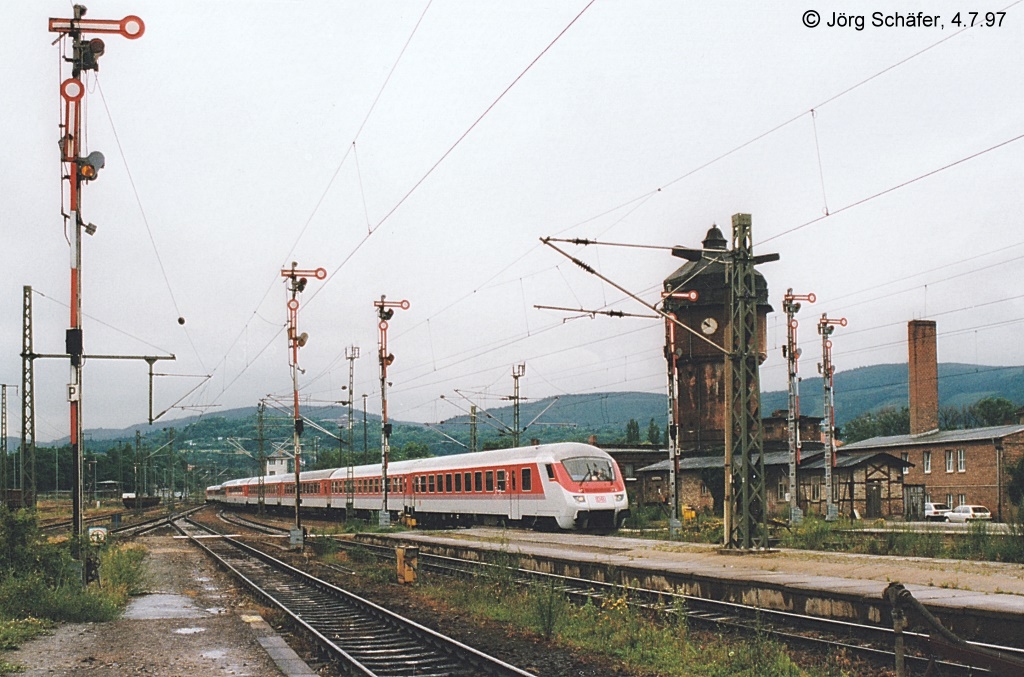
[207,442,629,531]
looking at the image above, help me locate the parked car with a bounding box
[946,504,992,523]
[924,502,951,521]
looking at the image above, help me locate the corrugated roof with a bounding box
[841,425,1024,451]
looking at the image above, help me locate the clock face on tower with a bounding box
[700,317,718,335]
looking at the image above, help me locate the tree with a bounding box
[395,441,432,461]
[646,418,661,445]
[972,397,1017,427]
[839,407,909,444]
[625,419,640,444]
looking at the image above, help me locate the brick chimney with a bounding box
[908,320,938,435]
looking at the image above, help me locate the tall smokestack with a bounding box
[908,320,938,435]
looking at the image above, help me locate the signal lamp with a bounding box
[77,151,105,181]
[379,307,394,321]
[296,332,309,347]
[296,277,307,293]
[384,353,395,366]
[77,38,106,72]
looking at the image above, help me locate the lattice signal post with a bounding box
[49,6,143,539]
[375,296,409,527]
[280,263,326,534]
[818,314,847,522]
[782,290,815,525]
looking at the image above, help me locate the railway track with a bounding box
[202,512,1024,675]
[330,536,1024,676]
[177,516,534,676]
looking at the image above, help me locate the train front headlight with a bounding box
[615,494,624,502]
[574,495,586,503]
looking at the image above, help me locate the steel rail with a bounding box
[334,537,1024,676]
[177,517,534,677]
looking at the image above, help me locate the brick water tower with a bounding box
[663,225,773,453]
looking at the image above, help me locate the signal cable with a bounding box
[94,79,207,372]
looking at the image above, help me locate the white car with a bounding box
[924,502,951,521]
[946,504,992,523]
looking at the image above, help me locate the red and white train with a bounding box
[206,442,630,531]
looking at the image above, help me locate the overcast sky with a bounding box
[3,1,1022,443]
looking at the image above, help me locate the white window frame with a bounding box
[946,493,954,508]
[945,449,954,473]
[901,452,909,475]
[923,450,931,474]
[958,493,966,507]
[957,448,965,473]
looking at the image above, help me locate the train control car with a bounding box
[206,442,630,531]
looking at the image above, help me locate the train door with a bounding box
[508,467,521,520]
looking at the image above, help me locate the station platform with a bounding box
[355,527,1024,648]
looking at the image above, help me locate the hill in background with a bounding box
[20,363,1024,456]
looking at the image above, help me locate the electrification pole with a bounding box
[511,364,525,447]
[375,296,409,528]
[20,287,35,508]
[723,214,779,550]
[280,263,326,536]
[818,313,846,522]
[0,384,15,505]
[345,346,359,514]
[257,401,266,515]
[49,7,144,541]
[783,290,815,525]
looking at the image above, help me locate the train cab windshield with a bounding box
[562,457,615,483]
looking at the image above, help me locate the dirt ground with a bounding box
[2,531,286,676]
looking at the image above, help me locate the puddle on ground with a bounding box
[201,649,227,659]
[205,607,226,614]
[174,627,206,635]
[123,593,205,620]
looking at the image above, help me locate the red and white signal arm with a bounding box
[49,15,145,39]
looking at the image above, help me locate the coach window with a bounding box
[445,473,453,493]
[496,470,506,492]
[429,474,435,493]
[545,463,555,480]
[455,473,462,493]
[522,468,532,492]
[486,470,494,492]
[474,471,483,492]
[436,473,443,492]
[464,472,472,492]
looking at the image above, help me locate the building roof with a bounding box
[637,449,908,474]
[841,425,1024,451]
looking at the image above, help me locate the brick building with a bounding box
[842,426,1024,521]
[636,448,909,518]
[838,320,1024,521]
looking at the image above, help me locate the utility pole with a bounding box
[345,346,359,515]
[783,290,815,525]
[133,430,142,515]
[49,6,144,545]
[375,296,410,528]
[280,263,326,537]
[818,313,846,522]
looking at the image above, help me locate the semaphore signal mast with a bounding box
[49,5,144,542]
